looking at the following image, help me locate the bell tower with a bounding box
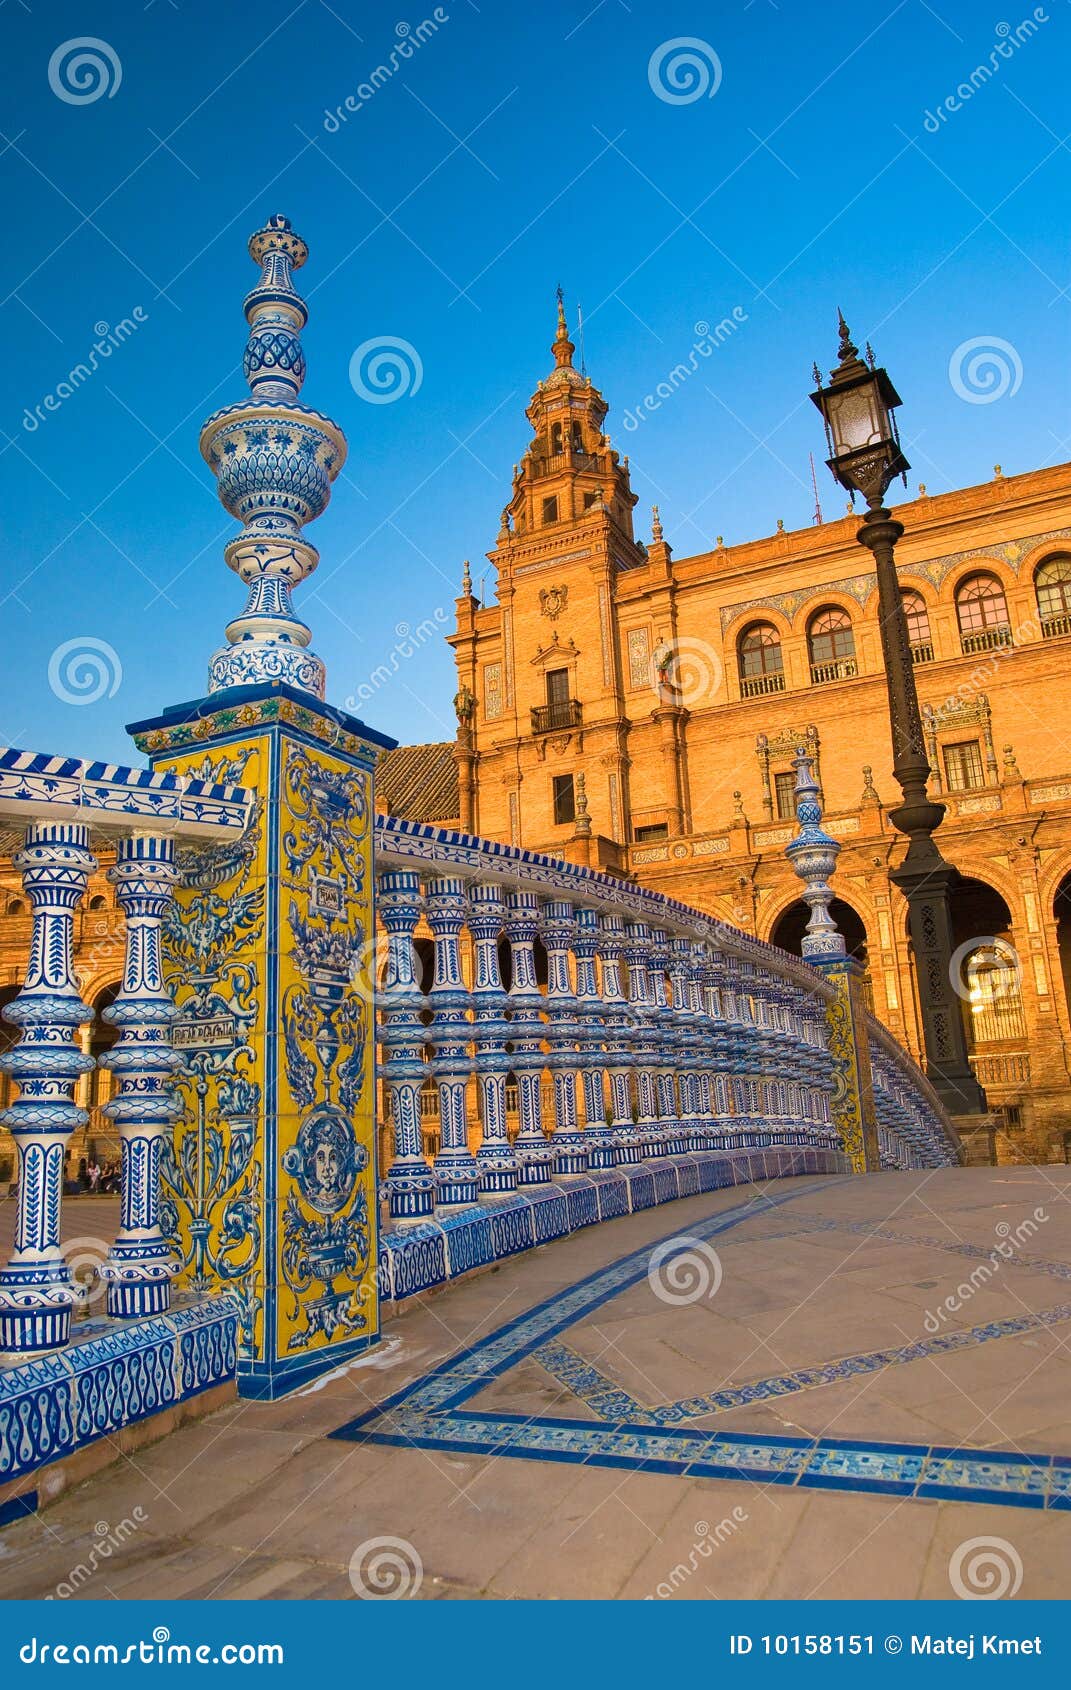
[451,294,644,858]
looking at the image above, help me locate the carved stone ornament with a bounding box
[539,584,568,620]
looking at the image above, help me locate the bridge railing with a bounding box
[866,1012,966,1170]
[372,815,958,1232]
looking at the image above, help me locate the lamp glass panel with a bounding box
[828,383,886,454]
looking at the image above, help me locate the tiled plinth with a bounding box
[379,1143,848,1303]
[0,1295,239,1489]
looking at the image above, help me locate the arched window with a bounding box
[961,941,1026,1045]
[738,623,784,696]
[1035,556,1071,635]
[88,895,107,911]
[956,573,1010,652]
[902,590,932,660]
[807,607,856,683]
[5,897,25,916]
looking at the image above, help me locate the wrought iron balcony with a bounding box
[739,671,786,698]
[809,656,858,686]
[531,698,582,733]
[960,625,1012,655]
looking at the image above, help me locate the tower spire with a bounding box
[200,213,347,699]
[552,284,575,369]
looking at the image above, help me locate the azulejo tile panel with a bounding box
[333,1186,1071,1512]
[0,1297,238,1485]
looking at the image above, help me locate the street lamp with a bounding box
[811,313,986,1119]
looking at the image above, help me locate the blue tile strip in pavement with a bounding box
[330,1180,1070,1511]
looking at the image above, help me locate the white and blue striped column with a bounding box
[624,921,662,1159]
[574,907,612,1169]
[504,890,555,1185]
[97,835,183,1317]
[540,900,585,1178]
[599,913,641,1165]
[469,882,517,1196]
[0,823,95,1360]
[379,870,436,1224]
[427,876,479,1209]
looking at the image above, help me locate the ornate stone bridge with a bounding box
[0,216,957,1519]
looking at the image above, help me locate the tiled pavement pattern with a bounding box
[2,1168,1070,1599]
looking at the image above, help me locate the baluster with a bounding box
[468,882,517,1196]
[427,876,479,1209]
[649,929,682,1154]
[668,937,703,1149]
[599,913,640,1165]
[574,907,613,1169]
[504,891,555,1185]
[378,871,436,1224]
[691,942,721,1147]
[624,921,662,1159]
[0,823,95,1360]
[539,900,586,1177]
[97,835,183,1316]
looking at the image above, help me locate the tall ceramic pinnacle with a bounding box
[784,747,846,961]
[200,214,347,699]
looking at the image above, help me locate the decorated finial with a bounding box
[461,558,473,596]
[651,504,663,543]
[861,764,880,805]
[837,309,857,363]
[200,214,346,699]
[552,285,574,368]
[785,748,845,961]
[574,771,592,837]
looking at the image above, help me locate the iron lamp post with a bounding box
[810,314,986,1118]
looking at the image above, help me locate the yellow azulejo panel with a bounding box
[155,734,270,1363]
[273,735,378,1361]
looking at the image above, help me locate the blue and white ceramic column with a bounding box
[97,835,182,1318]
[649,929,683,1154]
[786,747,878,1171]
[379,871,436,1223]
[504,890,555,1185]
[574,907,613,1169]
[427,876,479,1208]
[599,913,640,1165]
[624,921,662,1158]
[0,824,95,1360]
[668,937,703,1147]
[540,900,584,1177]
[468,883,517,1196]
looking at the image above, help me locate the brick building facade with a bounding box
[448,303,1071,1164]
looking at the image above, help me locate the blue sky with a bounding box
[2,0,1069,761]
